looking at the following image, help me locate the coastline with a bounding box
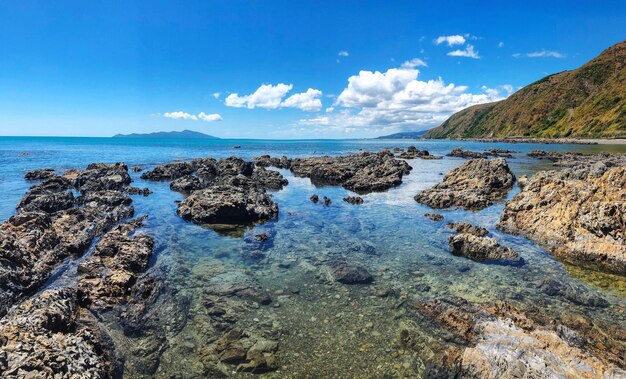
[423,137,626,145]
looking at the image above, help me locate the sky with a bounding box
[0,1,625,139]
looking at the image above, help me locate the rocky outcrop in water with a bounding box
[499,165,626,276]
[140,161,195,181]
[449,233,522,265]
[415,158,515,210]
[405,297,626,378]
[528,150,626,168]
[177,185,279,226]
[77,217,154,309]
[0,288,117,378]
[447,222,488,237]
[0,162,140,317]
[343,196,364,205]
[289,151,412,193]
[447,147,515,159]
[24,168,56,180]
[396,146,442,160]
[254,154,292,169]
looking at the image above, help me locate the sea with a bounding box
[1,136,625,377]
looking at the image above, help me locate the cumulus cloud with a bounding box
[514,49,565,58]
[225,83,322,112]
[434,35,466,46]
[281,88,323,111]
[163,111,198,121]
[225,83,293,109]
[401,58,428,68]
[163,111,222,122]
[338,51,349,57]
[298,66,511,132]
[447,44,480,59]
[198,112,223,122]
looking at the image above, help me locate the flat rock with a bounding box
[449,233,522,265]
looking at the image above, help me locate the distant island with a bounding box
[113,130,220,139]
[375,130,429,139]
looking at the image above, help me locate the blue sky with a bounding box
[0,1,624,138]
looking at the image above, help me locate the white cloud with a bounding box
[498,42,504,48]
[434,35,466,46]
[163,111,198,121]
[338,51,349,57]
[212,92,221,99]
[401,58,428,69]
[225,83,323,112]
[281,88,323,111]
[198,112,223,122]
[298,66,511,133]
[163,111,222,122]
[514,49,565,58]
[225,83,293,109]
[447,44,480,59]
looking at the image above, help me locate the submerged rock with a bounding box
[415,158,515,210]
[449,233,521,265]
[177,185,278,226]
[499,165,626,276]
[331,261,373,284]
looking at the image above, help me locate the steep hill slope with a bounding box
[425,40,626,139]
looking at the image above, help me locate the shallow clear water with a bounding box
[2,137,626,377]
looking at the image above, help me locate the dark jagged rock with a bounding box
[343,196,364,205]
[331,261,373,284]
[527,150,626,169]
[397,147,442,160]
[0,288,117,378]
[77,217,154,309]
[290,151,412,193]
[424,213,444,222]
[499,165,626,276]
[447,147,487,159]
[126,186,152,196]
[170,175,203,193]
[140,161,195,181]
[24,168,56,180]
[131,166,143,172]
[310,194,319,203]
[75,162,132,192]
[252,167,288,190]
[415,158,515,210]
[449,233,522,265]
[177,185,278,226]
[323,196,332,206]
[447,222,488,237]
[16,178,75,213]
[254,155,292,169]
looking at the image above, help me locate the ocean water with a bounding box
[2,137,626,377]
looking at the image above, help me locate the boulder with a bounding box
[447,222,488,237]
[415,158,515,210]
[331,261,373,284]
[448,233,522,265]
[177,185,278,225]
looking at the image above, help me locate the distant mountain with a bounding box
[113,130,220,139]
[375,130,429,139]
[425,40,626,139]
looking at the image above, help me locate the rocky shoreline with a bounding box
[1,147,625,377]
